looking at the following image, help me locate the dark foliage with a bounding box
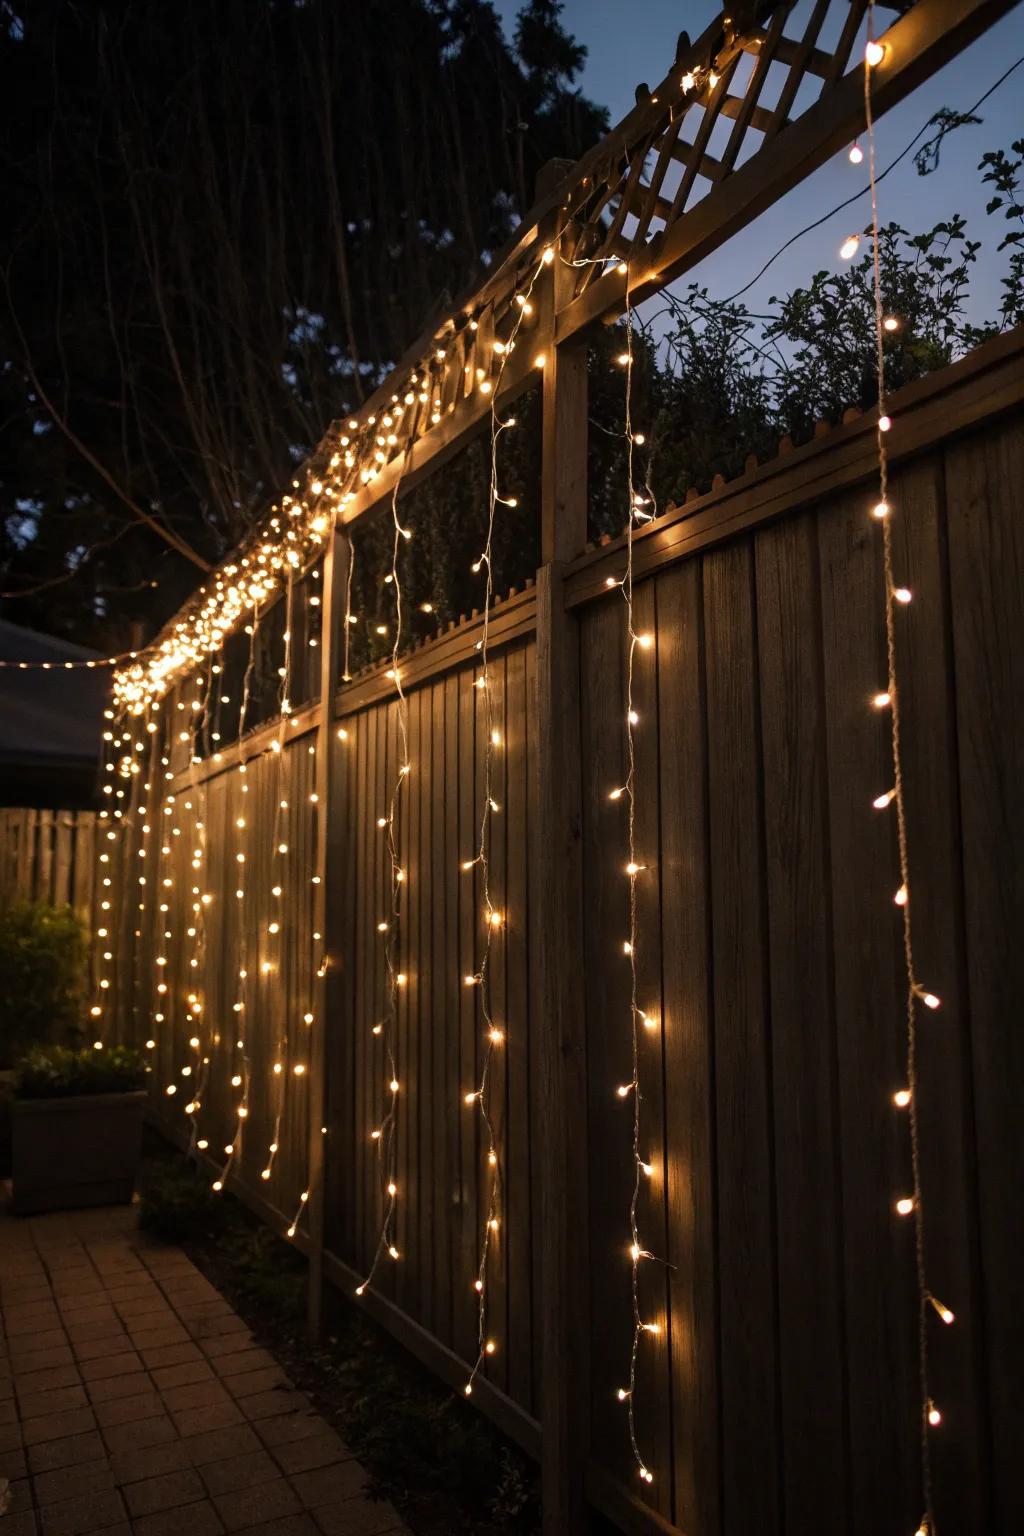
[0,899,86,1067]
[13,1042,146,1098]
[0,0,606,645]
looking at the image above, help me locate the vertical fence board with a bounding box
[755,512,849,1528]
[702,538,781,1536]
[817,490,919,1535]
[945,419,1024,1535]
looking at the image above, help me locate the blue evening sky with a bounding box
[494,0,1024,325]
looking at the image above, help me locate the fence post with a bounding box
[307,516,351,1338]
[537,242,591,1533]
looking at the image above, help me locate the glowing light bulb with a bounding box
[839,235,861,261]
[879,414,892,432]
[865,39,885,66]
[873,789,896,809]
[895,884,908,907]
[928,1403,942,1427]
[920,992,940,1010]
[872,500,890,519]
[930,1297,955,1325]
[849,142,864,164]
[896,1196,915,1215]
[609,787,624,800]
[883,315,899,332]
[616,1083,632,1098]
[873,691,891,709]
[893,1088,912,1108]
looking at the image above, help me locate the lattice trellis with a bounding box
[560,0,899,293]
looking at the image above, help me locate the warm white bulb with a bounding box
[839,235,860,261]
[849,142,864,165]
[865,39,885,66]
[896,1196,914,1215]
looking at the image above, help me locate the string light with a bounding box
[462,245,547,1398]
[863,13,947,1532]
[356,453,411,1298]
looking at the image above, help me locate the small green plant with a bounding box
[13,1043,147,1100]
[0,901,87,1068]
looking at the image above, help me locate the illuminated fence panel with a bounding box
[573,378,1021,1534]
[321,634,542,1423]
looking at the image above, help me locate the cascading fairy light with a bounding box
[606,292,660,1487]
[355,465,413,1296]
[260,573,297,1191]
[461,251,546,1397]
[859,16,952,1536]
[212,610,263,1193]
[180,664,213,1148]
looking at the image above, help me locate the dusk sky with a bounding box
[494,0,1024,326]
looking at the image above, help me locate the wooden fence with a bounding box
[95,0,1024,1530]
[0,807,98,921]
[113,328,1024,1536]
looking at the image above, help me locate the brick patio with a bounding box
[0,1204,410,1536]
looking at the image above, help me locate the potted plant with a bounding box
[10,1044,148,1215]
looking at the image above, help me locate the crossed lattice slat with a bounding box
[562,0,881,296]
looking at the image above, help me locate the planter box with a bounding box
[11,1090,146,1215]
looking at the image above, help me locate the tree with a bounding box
[0,0,607,647]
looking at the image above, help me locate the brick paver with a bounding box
[0,1205,408,1536]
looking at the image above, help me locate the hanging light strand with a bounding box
[863,14,943,1533]
[356,456,412,1296]
[463,251,546,1396]
[611,291,658,1486]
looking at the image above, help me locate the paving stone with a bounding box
[100,1416,178,1455]
[150,1361,214,1392]
[181,1424,262,1467]
[168,1400,244,1437]
[13,1366,82,1397]
[224,1369,289,1400]
[32,1459,117,1507]
[72,1337,131,1364]
[0,1420,23,1454]
[122,1468,206,1518]
[18,1385,90,1421]
[202,1351,278,1381]
[289,1463,367,1509]
[36,1487,126,1536]
[238,1391,308,1424]
[197,1449,281,1498]
[211,1479,302,1532]
[77,1355,142,1385]
[199,1336,254,1362]
[139,1344,204,1372]
[268,1433,352,1478]
[86,1372,152,1405]
[63,1315,123,1342]
[2,1477,33,1513]
[22,1408,97,1447]
[107,1441,193,1487]
[0,1445,28,1481]
[133,1499,225,1536]
[233,1517,318,1536]
[94,1392,165,1429]
[251,1415,321,1451]
[0,1510,39,1534]
[160,1380,234,1414]
[126,1327,189,1354]
[310,1502,408,1536]
[27,1430,106,1475]
[8,1347,75,1376]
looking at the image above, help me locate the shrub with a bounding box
[0,901,87,1068]
[13,1044,147,1100]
